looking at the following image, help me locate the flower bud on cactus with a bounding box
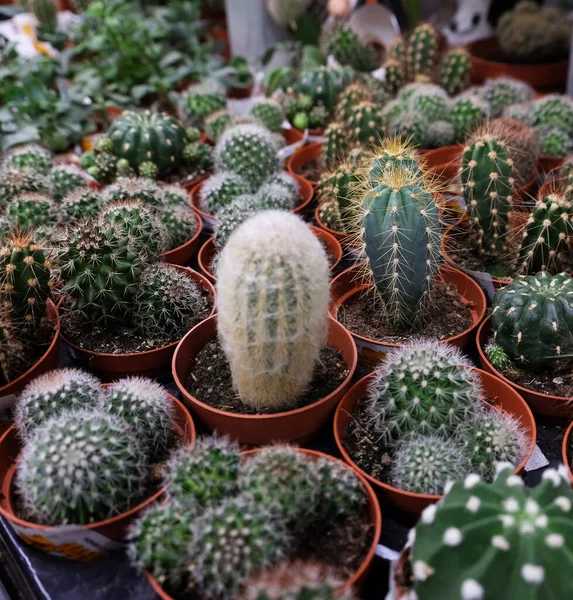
[437,48,470,96]
[205,109,232,142]
[51,165,88,202]
[450,93,490,141]
[490,271,573,369]
[14,368,101,438]
[3,145,53,174]
[61,189,104,222]
[5,193,58,231]
[199,172,251,214]
[180,82,226,128]
[348,100,384,145]
[335,82,373,122]
[249,99,284,133]
[406,23,439,81]
[481,77,534,118]
[409,84,450,122]
[366,341,482,444]
[0,168,53,208]
[217,211,330,409]
[406,465,573,599]
[16,410,147,525]
[323,122,349,168]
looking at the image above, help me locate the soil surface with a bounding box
[337,281,474,344]
[299,158,323,183]
[494,362,573,399]
[185,339,348,415]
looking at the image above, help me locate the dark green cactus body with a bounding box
[335,83,372,122]
[368,147,420,184]
[388,36,406,64]
[438,48,470,96]
[450,95,489,141]
[205,110,232,142]
[318,161,360,218]
[6,194,58,230]
[383,59,405,96]
[51,166,88,202]
[249,100,284,133]
[3,145,53,174]
[326,26,379,72]
[295,67,345,110]
[348,100,384,145]
[323,122,348,168]
[0,312,23,386]
[406,23,439,80]
[181,83,226,129]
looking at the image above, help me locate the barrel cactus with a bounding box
[409,84,450,122]
[295,67,345,111]
[437,48,470,96]
[323,122,349,168]
[539,128,573,157]
[406,23,439,80]
[61,189,104,222]
[199,171,251,214]
[256,182,297,211]
[216,211,330,409]
[5,193,58,230]
[481,77,534,118]
[347,100,384,145]
[180,82,226,128]
[450,94,490,141]
[490,271,573,370]
[533,95,573,131]
[249,99,284,133]
[0,168,52,208]
[51,165,89,202]
[2,144,53,174]
[159,204,199,250]
[324,25,379,73]
[263,171,299,198]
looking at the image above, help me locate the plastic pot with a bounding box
[477,316,573,418]
[334,368,536,514]
[314,204,352,245]
[62,269,216,381]
[329,264,486,369]
[172,315,357,446]
[146,447,382,598]
[562,421,573,483]
[0,394,195,559]
[198,225,342,284]
[286,141,323,186]
[420,145,461,169]
[0,300,60,398]
[159,211,203,266]
[539,155,564,174]
[282,127,305,145]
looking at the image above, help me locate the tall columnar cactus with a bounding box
[382,59,406,96]
[0,168,52,208]
[15,410,146,525]
[216,211,330,409]
[490,271,573,369]
[405,465,573,599]
[388,36,406,64]
[437,48,470,96]
[366,341,482,443]
[406,23,439,81]
[366,138,421,183]
[5,193,58,231]
[347,100,384,145]
[159,204,199,250]
[335,82,373,122]
[357,166,442,328]
[294,66,345,111]
[180,82,226,128]
[408,84,450,122]
[249,100,284,133]
[199,171,251,214]
[481,77,534,118]
[323,122,349,168]
[450,94,490,141]
[14,368,101,438]
[51,165,89,202]
[61,189,104,222]
[2,144,53,174]
[461,130,514,255]
[516,192,573,275]
[325,25,379,73]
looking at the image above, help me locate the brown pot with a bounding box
[562,421,573,483]
[329,264,486,368]
[539,155,564,174]
[420,145,461,169]
[172,315,357,446]
[467,36,569,92]
[146,447,382,598]
[477,316,573,418]
[62,269,216,381]
[0,300,60,398]
[105,106,123,121]
[188,174,314,230]
[227,85,253,99]
[334,367,536,513]
[314,204,352,245]
[159,211,203,266]
[0,394,195,559]
[286,141,322,186]
[283,127,305,146]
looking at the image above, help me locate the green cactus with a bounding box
[61,189,104,222]
[348,100,384,145]
[217,211,330,409]
[2,145,53,174]
[409,84,450,122]
[539,128,573,157]
[533,95,573,130]
[180,82,226,128]
[159,204,199,250]
[30,0,57,27]
[502,102,535,126]
[51,165,88,202]
[161,185,188,207]
[450,94,490,141]
[263,171,299,199]
[199,171,251,214]
[325,25,379,73]
[0,310,23,387]
[14,368,101,438]
[182,140,214,175]
[426,120,455,149]
[116,158,135,179]
[88,152,118,185]
[295,67,346,110]
[5,193,58,231]
[367,139,421,184]
[256,182,297,210]
[335,82,373,122]
[438,48,470,96]
[308,104,328,129]
[383,59,406,96]
[138,161,159,179]
[318,160,360,224]
[104,177,163,208]
[388,112,430,148]
[388,36,406,64]
[15,410,146,525]
[205,109,232,142]
[406,465,573,599]
[323,122,349,168]
[365,74,389,106]
[0,168,53,208]
[406,23,439,80]
[481,77,534,118]
[249,100,284,133]
[491,271,573,370]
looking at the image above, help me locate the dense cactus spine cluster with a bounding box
[61,189,104,222]
[294,66,346,111]
[180,82,226,129]
[50,165,88,201]
[406,23,439,81]
[0,168,53,207]
[5,193,58,230]
[199,171,251,214]
[2,145,53,174]
[437,48,470,96]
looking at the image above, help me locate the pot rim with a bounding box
[159,211,203,262]
[562,421,573,483]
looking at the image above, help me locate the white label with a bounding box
[524,444,550,472]
[353,335,393,369]
[376,544,400,561]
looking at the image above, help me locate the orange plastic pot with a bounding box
[562,421,573,483]
[282,127,305,145]
[314,204,351,245]
[286,141,322,186]
[62,269,215,381]
[467,36,569,92]
[198,225,342,284]
[172,315,357,446]
[330,264,486,368]
[0,394,195,558]
[146,447,382,598]
[420,145,461,169]
[159,211,203,266]
[477,316,573,418]
[105,106,123,121]
[188,174,313,230]
[539,155,564,174]
[0,300,60,398]
[334,368,536,513]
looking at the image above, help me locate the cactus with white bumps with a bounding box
[450,94,490,141]
[217,211,330,409]
[437,48,470,96]
[249,99,284,133]
[324,25,379,73]
[323,122,349,168]
[404,465,573,599]
[409,84,450,122]
[0,168,52,208]
[533,94,573,130]
[335,82,373,122]
[481,77,534,118]
[205,109,232,142]
[490,271,573,370]
[406,23,439,81]
[426,120,455,149]
[15,410,146,525]
[180,82,226,129]
[3,145,53,174]
[347,100,384,145]
[61,189,104,222]
[6,193,58,231]
[382,59,406,96]
[263,171,299,199]
[51,165,88,202]
[199,171,251,214]
[538,128,573,157]
[256,182,297,211]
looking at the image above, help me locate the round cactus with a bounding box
[199,172,251,214]
[325,25,379,73]
[438,48,470,96]
[161,185,188,207]
[180,82,226,128]
[262,171,299,199]
[249,100,284,133]
[87,151,118,184]
[256,182,297,211]
[481,77,534,118]
[51,165,89,202]
[205,109,232,142]
[217,211,330,409]
[490,271,573,369]
[335,82,373,122]
[406,23,439,80]
[323,121,349,168]
[502,101,535,126]
[0,168,53,208]
[2,145,53,174]
[5,193,58,231]
[409,84,450,122]
[533,95,573,130]
[61,189,104,222]
[425,120,455,149]
[319,196,343,230]
[388,113,430,148]
[308,104,328,129]
[159,204,199,250]
[383,59,406,96]
[181,140,213,174]
[366,341,482,444]
[15,410,146,525]
[347,100,385,145]
[294,66,346,110]
[539,128,573,157]
[214,195,264,249]
[450,93,490,141]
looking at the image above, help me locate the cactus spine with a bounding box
[323,122,349,168]
[406,23,439,81]
[437,48,470,96]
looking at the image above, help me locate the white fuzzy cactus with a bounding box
[216,211,330,410]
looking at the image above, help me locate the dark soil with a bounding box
[185,339,348,415]
[299,158,323,183]
[337,281,474,344]
[495,362,573,399]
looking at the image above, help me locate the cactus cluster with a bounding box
[347,100,384,146]
[61,188,104,222]
[450,93,490,142]
[532,95,573,157]
[280,92,329,131]
[437,48,471,96]
[406,23,439,81]
[179,81,226,129]
[294,66,348,111]
[50,165,89,201]
[317,160,360,231]
[0,168,53,207]
[480,77,534,118]
[2,145,53,174]
[323,25,380,73]
[199,171,251,214]
[249,99,284,133]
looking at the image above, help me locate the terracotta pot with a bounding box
[172,315,357,446]
[539,155,564,174]
[62,269,216,381]
[0,300,60,398]
[146,447,381,598]
[283,127,305,145]
[0,394,195,558]
[188,174,314,231]
[159,211,203,266]
[105,106,123,121]
[329,264,486,368]
[562,421,573,483]
[467,36,569,92]
[477,316,573,418]
[420,145,461,169]
[227,85,253,99]
[286,141,323,186]
[314,204,352,245]
[334,367,536,513]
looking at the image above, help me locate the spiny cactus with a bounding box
[308,104,329,130]
[217,211,330,409]
[257,182,298,211]
[366,138,420,183]
[205,109,232,142]
[409,84,450,122]
[437,48,470,96]
[263,171,299,199]
[199,171,251,214]
[5,193,58,231]
[347,100,384,145]
[159,204,199,250]
[406,23,439,81]
[318,160,360,224]
[450,93,490,141]
[30,0,57,27]
[323,122,349,168]
[388,36,406,63]
[491,271,573,369]
[426,120,455,149]
[0,169,53,209]
[325,25,379,73]
[335,82,373,122]
[294,66,346,111]
[481,77,534,118]
[502,101,535,126]
[14,368,101,438]
[161,185,188,207]
[104,177,163,208]
[533,95,573,131]
[15,410,146,525]
[51,165,88,202]
[249,100,284,133]
[391,435,470,495]
[182,139,214,175]
[366,341,482,444]
[61,189,104,222]
[539,128,573,157]
[406,465,573,599]
[387,113,431,148]
[180,81,226,128]
[2,145,53,174]
[0,310,23,386]
[382,59,406,96]
[86,151,117,184]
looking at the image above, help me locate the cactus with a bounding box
[87,151,118,185]
[14,368,101,438]
[460,129,514,255]
[450,93,490,141]
[485,342,513,371]
[388,112,430,148]
[406,465,573,599]
[533,95,573,130]
[365,75,389,106]
[409,84,450,122]
[263,171,299,199]
[318,160,360,223]
[502,102,535,126]
[101,377,176,460]
[335,82,373,122]
[366,137,421,183]
[437,48,470,96]
[391,435,470,495]
[51,165,88,202]
[133,263,208,337]
[161,185,188,207]
[295,67,346,110]
[348,100,384,145]
[256,182,297,210]
[217,211,329,409]
[388,36,406,63]
[0,168,53,208]
[138,161,159,179]
[159,204,199,250]
[5,193,58,231]
[199,171,251,214]
[30,0,57,27]
[406,23,439,81]
[205,109,232,142]
[249,100,284,133]
[481,77,534,118]
[325,25,379,73]
[15,410,146,525]
[425,120,455,149]
[214,124,280,191]
[180,82,226,129]
[366,341,482,443]
[490,271,573,370]
[322,122,348,168]
[116,158,135,179]
[539,128,573,157]
[104,177,162,208]
[382,59,406,96]
[317,199,342,231]
[0,310,23,386]
[61,189,104,222]
[308,104,328,129]
[2,145,53,174]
